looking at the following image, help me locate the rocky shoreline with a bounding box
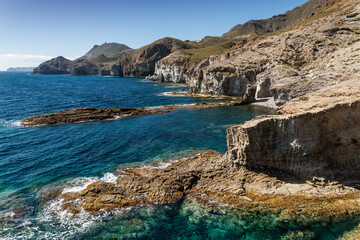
[28,1,360,237]
[50,150,360,228]
[35,76,360,239]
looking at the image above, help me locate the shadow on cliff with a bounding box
[246,165,360,191]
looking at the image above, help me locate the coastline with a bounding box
[19,99,250,126]
[37,78,360,237]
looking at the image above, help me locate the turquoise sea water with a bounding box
[0,72,358,239]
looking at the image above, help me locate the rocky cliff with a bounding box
[225,83,360,182]
[149,0,360,106]
[146,61,190,83]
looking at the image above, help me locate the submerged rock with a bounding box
[20,107,169,126]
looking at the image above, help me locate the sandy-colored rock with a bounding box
[224,79,360,182]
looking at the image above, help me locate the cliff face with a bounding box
[224,79,360,182]
[146,61,190,83]
[150,0,360,105]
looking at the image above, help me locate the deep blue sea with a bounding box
[0,72,358,239]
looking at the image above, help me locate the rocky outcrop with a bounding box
[20,107,169,126]
[146,61,190,83]
[225,101,360,181]
[224,80,360,182]
[240,85,257,104]
[32,56,72,74]
[20,101,241,126]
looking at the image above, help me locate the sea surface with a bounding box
[0,72,357,239]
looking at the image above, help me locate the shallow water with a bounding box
[0,72,358,239]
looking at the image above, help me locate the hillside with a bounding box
[223,0,329,38]
[81,42,131,59]
[150,0,360,104]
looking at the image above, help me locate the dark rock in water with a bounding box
[32,56,72,74]
[20,107,169,126]
[20,101,240,126]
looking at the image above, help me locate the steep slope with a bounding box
[223,0,329,38]
[111,37,191,77]
[81,42,131,59]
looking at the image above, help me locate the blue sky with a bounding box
[0,0,308,70]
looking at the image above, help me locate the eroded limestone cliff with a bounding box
[225,80,360,182]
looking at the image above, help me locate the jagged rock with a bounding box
[240,85,257,104]
[255,73,272,98]
[147,61,190,83]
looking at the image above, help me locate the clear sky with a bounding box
[0,0,308,70]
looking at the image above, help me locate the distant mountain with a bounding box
[81,42,131,60]
[223,0,328,38]
[32,38,191,76]
[7,67,35,72]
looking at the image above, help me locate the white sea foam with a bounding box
[99,172,118,184]
[138,162,172,170]
[176,103,196,107]
[62,173,119,194]
[16,173,124,240]
[164,84,187,88]
[156,91,188,97]
[0,119,22,128]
